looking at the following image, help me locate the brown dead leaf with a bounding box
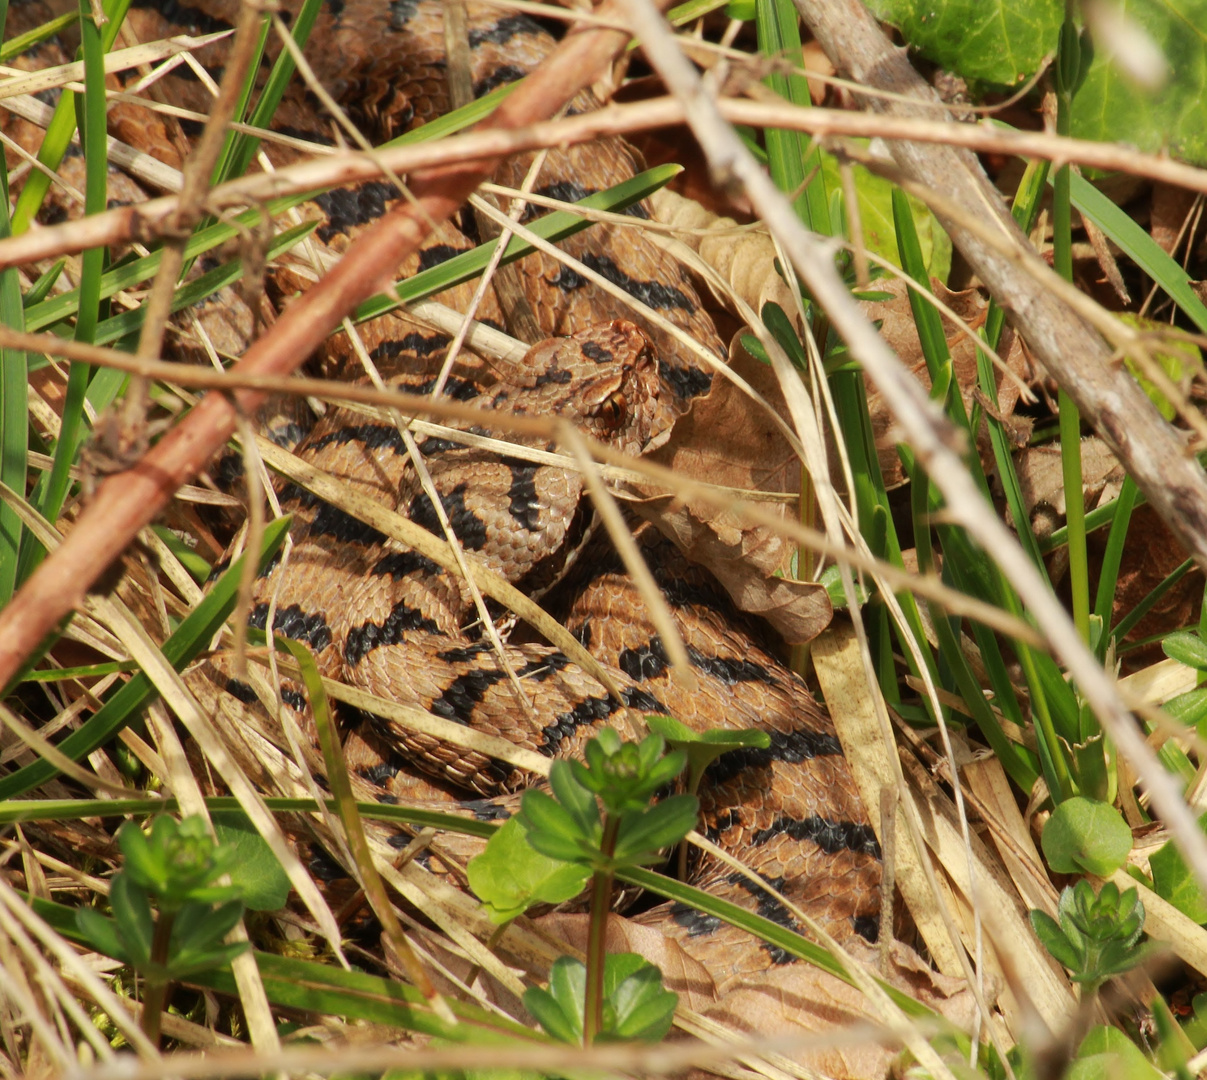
[633,345,832,644]
[535,912,719,1013]
[536,916,976,1080]
[1151,182,1200,257]
[1011,436,1125,525]
[694,939,975,1080]
[651,188,796,319]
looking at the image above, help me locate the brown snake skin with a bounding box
[44,0,884,990]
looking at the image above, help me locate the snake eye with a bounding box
[597,391,626,429]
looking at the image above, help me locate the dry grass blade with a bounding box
[14,0,1207,1073]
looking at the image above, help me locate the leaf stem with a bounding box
[141,910,176,1047]
[583,814,619,1045]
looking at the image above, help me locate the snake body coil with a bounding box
[96,0,884,990]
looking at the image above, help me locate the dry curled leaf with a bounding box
[634,346,831,644]
[651,188,799,324]
[1011,436,1125,531]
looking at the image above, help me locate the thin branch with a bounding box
[6,96,1207,271]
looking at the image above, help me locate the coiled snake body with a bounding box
[113,0,883,990]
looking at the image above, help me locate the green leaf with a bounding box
[1041,796,1133,875]
[1029,909,1085,971]
[613,796,700,864]
[467,817,591,924]
[170,898,245,951]
[108,873,154,966]
[167,940,252,979]
[524,955,677,1045]
[1070,0,1207,167]
[818,564,868,609]
[605,956,677,1042]
[211,812,292,912]
[75,905,126,961]
[1118,315,1204,420]
[517,788,599,864]
[821,151,951,281]
[1163,630,1207,671]
[645,715,770,762]
[863,0,1062,86]
[1070,1025,1167,1080]
[546,760,601,837]
[523,956,587,1044]
[1162,687,1207,729]
[1150,834,1207,923]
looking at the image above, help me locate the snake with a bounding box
[19,0,885,992]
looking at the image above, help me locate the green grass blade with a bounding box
[756,0,831,235]
[0,9,78,62]
[9,0,132,235]
[0,517,291,800]
[24,202,316,333]
[978,156,1049,577]
[22,261,65,307]
[1068,172,1207,335]
[357,164,682,323]
[0,159,26,606]
[1093,475,1138,636]
[20,0,112,585]
[209,15,273,185]
[215,0,322,184]
[1113,557,1194,644]
[89,222,316,346]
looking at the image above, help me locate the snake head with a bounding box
[517,320,676,457]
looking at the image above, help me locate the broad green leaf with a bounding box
[1118,314,1204,419]
[211,811,292,912]
[1028,909,1084,970]
[1070,1026,1166,1080]
[821,151,951,281]
[1149,831,1207,923]
[818,564,868,609]
[1041,796,1133,875]
[523,956,587,1044]
[863,0,1061,86]
[75,905,125,961]
[613,796,699,864]
[1160,687,1207,730]
[1070,0,1207,166]
[109,874,154,966]
[517,788,598,864]
[467,817,590,924]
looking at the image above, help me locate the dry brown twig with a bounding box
[5,97,1207,272]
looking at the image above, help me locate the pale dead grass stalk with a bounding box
[11,0,1205,1069]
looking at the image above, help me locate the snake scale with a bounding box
[43,0,885,990]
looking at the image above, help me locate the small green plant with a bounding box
[524,953,678,1045]
[1029,880,1157,999]
[76,814,249,1045]
[470,728,697,1045]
